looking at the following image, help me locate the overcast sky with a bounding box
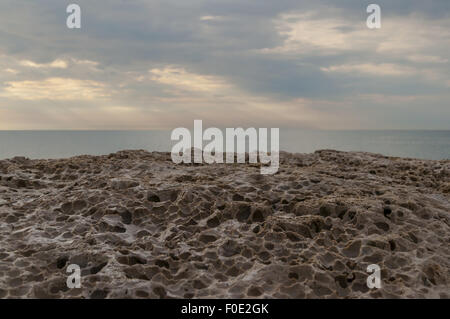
[0,0,449,130]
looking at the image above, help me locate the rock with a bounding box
[342,240,362,258]
[0,149,448,299]
[111,178,139,190]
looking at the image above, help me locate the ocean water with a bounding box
[0,130,448,160]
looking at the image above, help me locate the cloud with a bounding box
[200,16,223,21]
[406,55,448,64]
[0,1,448,129]
[262,10,450,58]
[19,59,68,69]
[262,12,360,54]
[321,63,417,77]
[1,78,109,100]
[4,68,18,74]
[149,67,230,93]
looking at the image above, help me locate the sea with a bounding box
[0,130,448,160]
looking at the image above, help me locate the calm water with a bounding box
[0,130,448,160]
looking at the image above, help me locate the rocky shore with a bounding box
[0,150,449,298]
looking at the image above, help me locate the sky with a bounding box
[0,0,449,130]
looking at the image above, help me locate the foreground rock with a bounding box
[0,150,448,299]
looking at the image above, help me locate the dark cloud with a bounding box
[0,0,448,129]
